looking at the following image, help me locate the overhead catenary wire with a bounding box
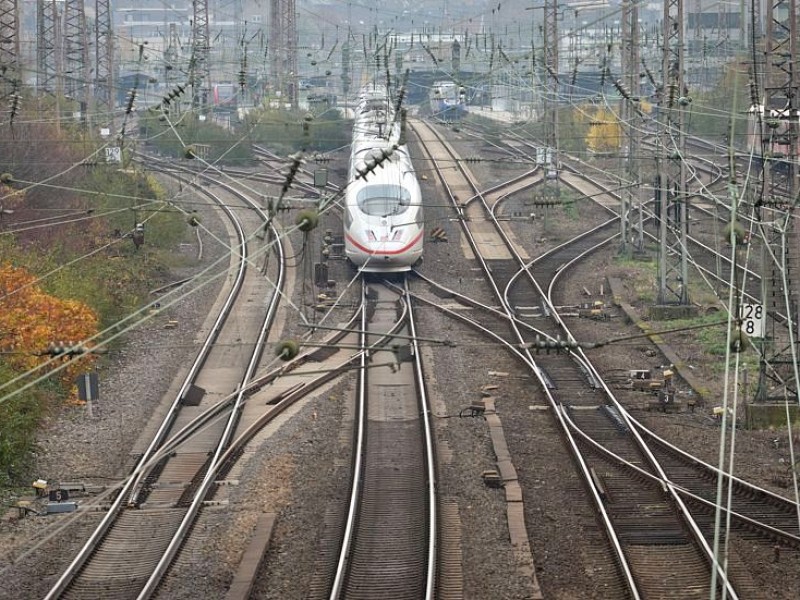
[2,1,798,541]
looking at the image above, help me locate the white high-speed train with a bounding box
[344,87,424,272]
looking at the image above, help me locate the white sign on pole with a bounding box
[739,303,765,338]
[105,147,122,163]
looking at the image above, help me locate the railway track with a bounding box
[329,277,437,599]
[45,165,287,599]
[410,118,800,597]
[489,126,800,359]
[13,112,798,599]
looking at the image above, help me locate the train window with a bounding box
[357,185,412,217]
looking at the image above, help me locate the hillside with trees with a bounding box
[0,112,187,491]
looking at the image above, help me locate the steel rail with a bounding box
[414,118,642,598]
[44,174,251,600]
[541,203,741,599]
[329,279,418,598]
[137,180,287,599]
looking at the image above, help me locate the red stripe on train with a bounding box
[345,230,424,255]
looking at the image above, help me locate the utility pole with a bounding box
[656,0,691,308]
[753,0,800,402]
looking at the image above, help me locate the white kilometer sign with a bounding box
[105,146,122,163]
[740,303,765,338]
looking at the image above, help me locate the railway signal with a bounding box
[44,342,90,358]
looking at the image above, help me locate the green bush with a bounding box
[246,108,350,154]
[0,364,50,487]
[0,109,196,492]
[140,112,254,165]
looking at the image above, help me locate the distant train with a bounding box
[344,86,424,272]
[429,81,467,121]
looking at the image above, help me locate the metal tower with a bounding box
[619,0,641,253]
[542,0,558,171]
[164,22,182,99]
[94,0,114,119]
[190,0,211,110]
[62,0,90,116]
[0,0,20,95]
[753,0,800,402]
[656,0,690,306]
[269,0,298,108]
[36,0,60,94]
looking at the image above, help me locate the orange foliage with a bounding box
[0,262,99,393]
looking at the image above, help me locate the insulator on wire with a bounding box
[749,79,760,109]
[641,60,657,89]
[126,89,137,115]
[46,341,88,357]
[667,83,677,108]
[399,109,408,146]
[9,93,21,124]
[280,153,304,198]
[614,79,631,101]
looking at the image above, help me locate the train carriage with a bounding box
[344,87,424,272]
[430,80,467,121]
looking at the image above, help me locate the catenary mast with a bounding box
[94,0,115,121]
[656,0,691,307]
[269,0,298,108]
[754,0,800,402]
[0,0,20,96]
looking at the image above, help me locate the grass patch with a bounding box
[612,254,658,304]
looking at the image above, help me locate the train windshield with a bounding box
[357,185,412,217]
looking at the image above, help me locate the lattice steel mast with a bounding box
[0,0,20,96]
[656,0,690,306]
[269,0,298,107]
[94,0,114,119]
[62,0,90,119]
[190,0,211,110]
[619,0,641,253]
[543,0,558,173]
[753,0,800,401]
[36,0,60,94]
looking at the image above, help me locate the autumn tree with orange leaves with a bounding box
[0,263,100,484]
[585,107,622,155]
[0,262,99,390]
